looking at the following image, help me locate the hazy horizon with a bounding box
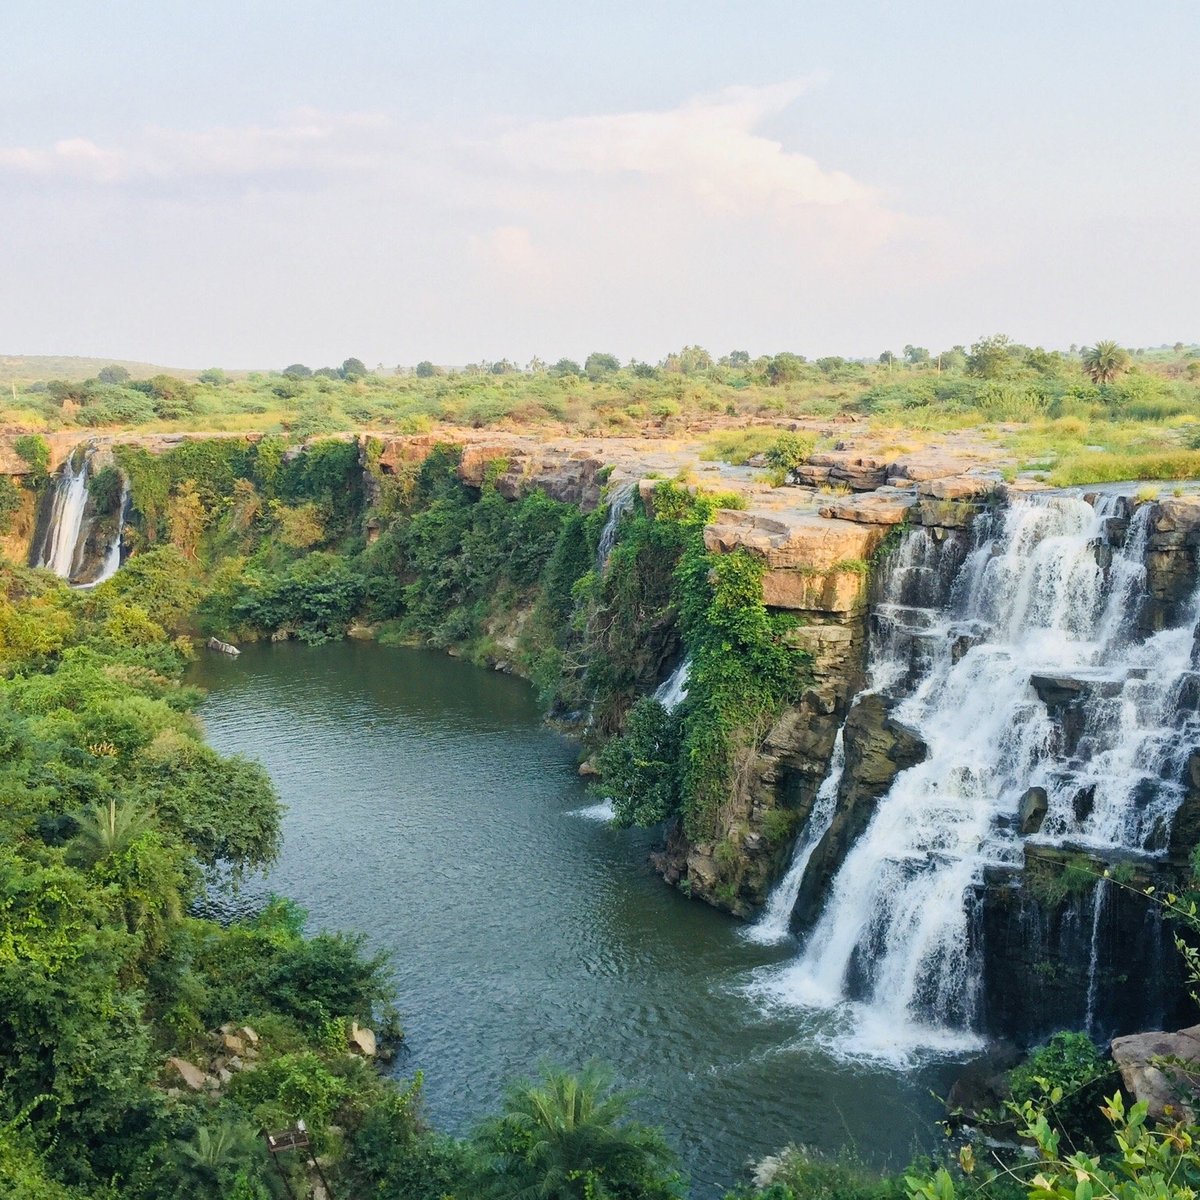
[3,1,1196,369]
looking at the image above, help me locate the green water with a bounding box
[190,640,958,1197]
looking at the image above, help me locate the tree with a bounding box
[166,480,209,560]
[174,1120,266,1199]
[966,334,1015,379]
[1081,339,1131,385]
[765,352,807,385]
[340,357,368,379]
[282,363,312,379]
[728,350,751,366]
[663,345,712,375]
[198,368,227,386]
[596,699,681,827]
[878,350,896,365]
[473,1065,683,1199]
[551,359,582,377]
[97,365,130,385]
[903,345,930,364]
[415,360,439,378]
[585,352,621,379]
[68,799,158,866]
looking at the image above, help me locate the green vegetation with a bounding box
[10,398,1200,1195]
[0,499,694,1196]
[2,344,1197,483]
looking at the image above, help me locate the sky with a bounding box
[1,0,1196,369]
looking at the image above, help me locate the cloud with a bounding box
[0,109,392,186]
[491,81,881,220]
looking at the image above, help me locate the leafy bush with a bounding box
[1007,1031,1115,1147]
[595,698,682,827]
[232,553,366,642]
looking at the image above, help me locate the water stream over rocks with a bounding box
[33,443,127,586]
[751,491,1200,1059]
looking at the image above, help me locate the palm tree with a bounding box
[1081,340,1131,385]
[175,1120,263,1197]
[474,1064,682,1199]
[68,797,156,866]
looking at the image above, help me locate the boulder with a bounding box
[803,451,891,491]
[206,637,240,656]
[221,1033,244,1054]
[349,1022,377,1057]
[704,511,886,571]
[761,567,868,614]
[1018,786,1048,836]
[167,1057,207,1092]
[1110,1024,1200,1122]
[916,474,999,503]
[457,443,513,487]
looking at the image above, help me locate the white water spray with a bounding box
[653,657,691,711]
[37,452,90,578]
[596,480,638,572]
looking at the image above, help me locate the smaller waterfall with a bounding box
[596,480,638,572]
[35,445,127,586]
[1084,878,1110,1035]
[38,451,90,578]
[745,729,845,945]
[653,657,690,711]
[81,478,129,588]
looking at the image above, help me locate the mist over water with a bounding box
[191,641,953,1199]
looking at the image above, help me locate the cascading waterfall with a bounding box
[753,491,1200,1060]
[81,475,130,588]
[34,444,127,586]
[749,521,969,947]
[653,657,691,711]
[595,480,637,572]
[37,451,91,578]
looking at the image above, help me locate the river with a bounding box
[189,640,957,1198]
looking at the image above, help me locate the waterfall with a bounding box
[35,445,127,586]
[753,491,1200,1060]
[1084,878,1110,1035]
[748,522,966,947]
[81,476,129,588]
[745,729,844,945]
[596,480,638,572]
[653,657,691,711]
[37,450,90,579]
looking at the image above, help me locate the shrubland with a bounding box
[6,340,1200,484]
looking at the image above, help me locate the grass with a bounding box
[698,428,783,464]
[1047,449,1200,487]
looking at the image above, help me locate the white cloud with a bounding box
[0,110,392,186]
[492,81,880,219]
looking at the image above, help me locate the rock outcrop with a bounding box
[793,694,927,929]
[1110,1025,1200,1122]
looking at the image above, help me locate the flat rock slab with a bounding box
[818,488,917,525]
[1111,1024,1200,1121]
[916,474,1000,502]
[704,510,886,571]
